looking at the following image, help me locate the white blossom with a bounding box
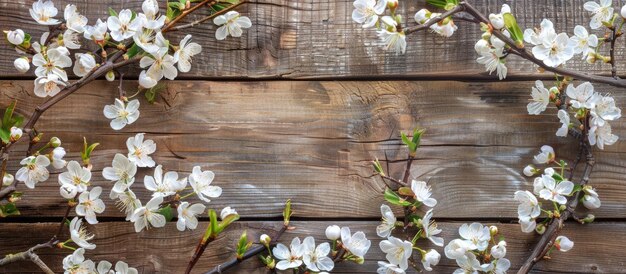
[302,236,334,272]
[422,209,444,247]
[429,16,458,37]
[174,35,202,73]
[96,260,112,274]
[141,0,166,30]
[352,0,387,28]
[33,47,72,81]
[138,70,159,89]
[144,165,187,197]
[566,82,599,109]
[533,145,555,164]
[325,225,341,240]
[108,9,144,42]
[273,237,304,270]
[220,206,238,220]
[519,217,537,233]
[523,165,537,177]
[76,186,105,224]
[126,133,156,167]
[377,261,406,274]
[341,226,371,258]
[514,190,541,221]
[140,48,178,81]
[9,127,22,143]
[377,29,406,55]
[113,261,138,274]
[556,109,570,137]
[474,39,490,54]
[589,122,618,149]
[213,11,252,40]
[59,161,92,195]
[176,201,206,231]
[458,222,490,251]
[34,74,66,98]
[103,153,137,193]
[188,166,222,203]
[491,241,507,259]
[73,53,96,77]
[7,29,25,45]
[582,187,601,209]
[376,204,396,238]
[584,0,614,29]
[69,217,96,250]
[539,178,574,205]
[524,19,574,67]
[482,258,511,274]
[476,48,507,80]
[524,19,555,47]
[64,4,88,33]
[410,180,437,207]
[51,146,67,169]
[555,235,574,251]
[414,9,430,24]
[591,94,621,127]
[84,19,108,42]
[16,155,50,189]
[130,195,166,232]
[527,80,551,115]
[30,0,60,25]
[444,239,471,260]
[570,25,598,58]
[452,252,481,274]
[421,249,440,271]
[103,99,140,130]
[379,236,412,270]
[488,5,511,30]
[13,57,30,73]
[111,188,142,221]
[62,248,95,274]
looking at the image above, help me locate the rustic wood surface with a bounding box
[1,221,624,273]
[1,80,625,220]
[1,0,626,79]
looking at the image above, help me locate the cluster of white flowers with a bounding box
[444,223,511,274]
[475,5,512,80]
[375,180,442,273]
[350,0,408,55]
[62,247,138,274]
[527,80,621,149]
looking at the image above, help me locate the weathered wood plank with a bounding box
[1,0,625,79]
[1,80,625,219]
[0,221,623,273]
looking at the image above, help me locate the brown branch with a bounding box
[203,225,288,274]
[166,1,246,32]
[404,4,465,35]
[0,238,58,274]
[609,27,618,79]
[381,174,408,187]
[162,0,218,33]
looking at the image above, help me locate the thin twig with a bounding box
[609,27,618,79]
[404,5,465,35]
[381,174,408,187]
[162,0,218,33]
[167,1,246,32]
[118,73,126,99]
[0,238,58,274]
[203,225,288,274]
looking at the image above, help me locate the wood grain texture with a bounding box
[0,221,623,273]
[1,80,625,219]
[1,0,625,79]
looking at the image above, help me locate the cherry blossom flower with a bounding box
[421,249,440,271]
[567,82,599,109]
[30,0,60,25]
[141,0,166,30]
[533,145,555,164]
[452,252,481,273]
[64,4,88,33]
[34,74,66,98]
[444,239,471,260]
[138,70,159,89]
[488,4,511,30]
[591,94,621,126]
[589,122,618,149]
[491,241,507,259]
[570,25,598,58]
[73,53,96,77]
[7,29,25,45]
[59,160,92,194]
[555,235,574,251]
[126,133,156,167]
[273,237,305,270]
[108,9,144,42]
[174,35,202,73]
[33,47,72,81]
[113,261,139,274]
[16,155,50,189]
[351,0,387,28]
[131,195,166,232]
[14,57,30,73]
[429,16,458,37]
[380,236,412,270]
[410,180,437,207]
[341,226,371,258]
[110,188,142,221]
[51,146,67,169]
[325,225,341,240]
[582,187,601,209]
[539,178,574,205]
[133,30,160,54]
[514,190,541,221]
[213,11,252,40]
[103,99,140,130]
[144,165,187,197]
[140,48,178,81]
[76,186,106,224]
[376,204,396,238]
[482,258,511,274]
[527,80,551,115]
[176,201,206,231]
[584,0,614,29]
[62,248,95,274]
[524,19,555,47]
[422,209,444,246]
[302,236,334,272]
[9,127,22,142]
[519,217,537,233]
[458,222,490,251]
[220,206,238,220]
[103,153,137,193]
[69,217,96,250]
[377,261,406,274]
[84,19,108,43]
[476,48,507,80]
[523,164,538,177]
[188,166,222,203]
[556,109,570,137]
[524,19,574,67]
[377,16,406,55]
[533,168,554,195]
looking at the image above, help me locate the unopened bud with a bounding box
[535,223,546,234]
[3,174,14,186]
[260,234,271,246]
[10,127,22,142]
[489,225,498,236]
[50,137,61,148]
[582,214,595,223]
[106,70,115,82]
[325,225,341,240]
[387,0,398,10]
[354,256,365,264]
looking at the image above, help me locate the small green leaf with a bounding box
[236,230,252,259]
[209,209,219,236]
[2,100,17,130]
[372,159,385,176]
[426,0,448,8]
[384,188,411,206]
[108,7,118,17]
[411,128,425,147]
[551,173,564,182]
[124,44,142,59]
[0,129,9,144]
[0,202,20,217]
[158,205,175,222]
[401,132,417,153]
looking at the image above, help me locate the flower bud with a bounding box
[387,0,398,9]
[106,70,115,82]
[325,225,341,240]
[489,225,498,236]
[220,206,238,220]
[489,13,505,29]
[582,214,595,223]
[50,137,61,148]
[13,57,30,73]
[2,174,14,186]
[535,223,546,234]
[260,234,271,246]
[523,165,536,177]
[6,29,25,45]
[555,235,574,252]
[414,9,431,24]
[474,39,490,54]
[586,52,598,64]
[9,127,22,142]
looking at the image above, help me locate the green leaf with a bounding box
[503,13,524,47]
[551,173,564,182]
[2,100,17,129]
[401,132,417,152]
[124,44,142,59]
[0,202,20,217]
[408,214,422,224]
[283,199,292,226]
[426,0,448,8]
[236,230,252,259]
[411,128,425,147]
[372,159,385,176]
[108,7,118,17]
[158,205,175,222]
[572,183,582,194]
[209,209,219,235]
[0,129,9,144]
[384,188,411,206]
[144,83,166,104]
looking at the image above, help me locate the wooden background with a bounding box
[1,0,625,273]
